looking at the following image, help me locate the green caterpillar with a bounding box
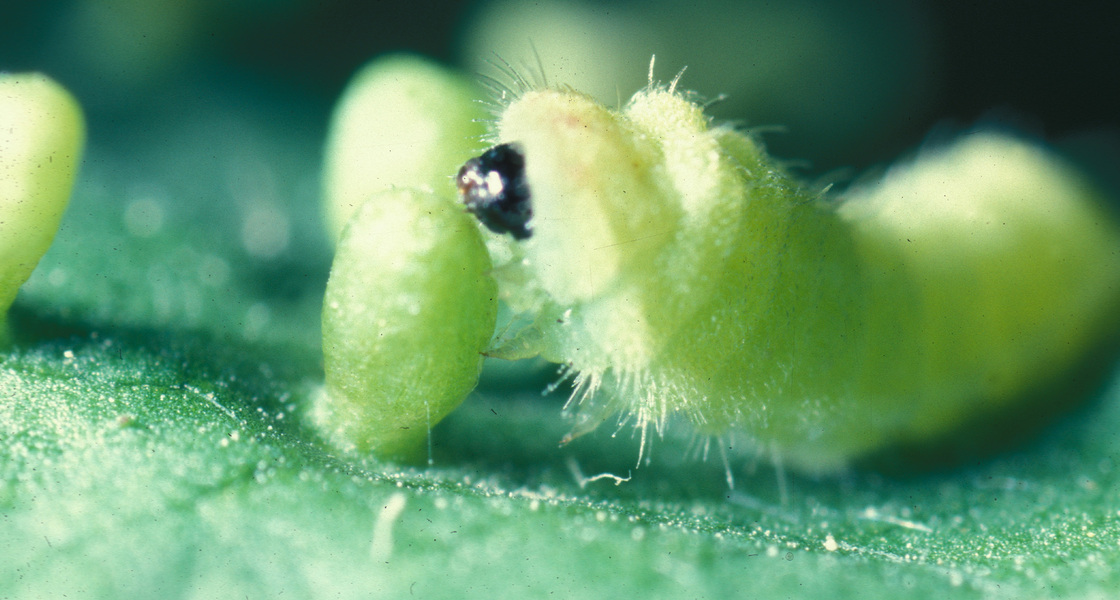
[317,55,1120,472]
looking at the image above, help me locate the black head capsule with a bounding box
[456,143,533,240]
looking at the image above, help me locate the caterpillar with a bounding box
[316,55,1120,473]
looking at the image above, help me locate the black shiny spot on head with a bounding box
[456,143,532,240]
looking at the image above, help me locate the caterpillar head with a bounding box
[456,82,761,378]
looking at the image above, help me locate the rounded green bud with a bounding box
[321,54,490,243]
[316,189,498,460]
[1,73,85,342]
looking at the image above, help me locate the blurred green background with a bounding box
[3,0,1119,174]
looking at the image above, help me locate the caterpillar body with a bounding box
[317,55,1120,472]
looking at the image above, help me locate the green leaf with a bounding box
[3,82,1119,600]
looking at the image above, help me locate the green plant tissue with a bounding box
[3,85,1120,600]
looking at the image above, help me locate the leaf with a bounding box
[2,82,1119,600]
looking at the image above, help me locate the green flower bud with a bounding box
[1,73,85,344]
[321,54,489,243]
[317,188,497,460]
